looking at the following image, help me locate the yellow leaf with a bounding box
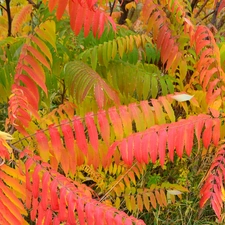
[125,2,136,10]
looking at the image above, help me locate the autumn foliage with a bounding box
[1,0,225,224]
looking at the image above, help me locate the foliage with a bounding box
[1,0,225,224]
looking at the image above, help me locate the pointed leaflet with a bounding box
[175,121,185,158]
[31,36,53,64]
[109,107,124,140]
[167,123,176,161]
[151,99,165,124]
[67,193,77,224]
[18,75,39,108]
[41,172,50,211]
[73,116,88,155]
[49,125,63,161]
[0,195,22,224]
[195,115,206,150]
[213,118,220,146]
[59,188,68,221]
[32,165,42,199]
[37,20,56,49]
[92,10,100,37]
[202,119,213,149]
[36,130,50,162]
[140,101,155,127]
[160,96,175,122]
[77,198,85,225]
[85,202,95,224]
[61,121,75,158]
[128,103,146,132]
[84,8,94,37]
[74,4,85,36]
[56,0,68,20]
[0,189,25,223]
[26,46,51,70]
[97,110,110,146]
[48,0,58,12]
[134,133,142,163]
[119,105,132,136]
[158,127,167,166]
[21,64,47,94]
[50,180,59,211]
[94,83,105,109]
[149,129,158,163]
[141,132,149,164]
[185,122,194,156]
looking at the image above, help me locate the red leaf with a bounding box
[84,9,94,37]
[94,207,104,225]
[127,135,134,165]
[36,131,49,162]
[48,0,58,12]
[202,119,213,149]
[134,133,142,163]
[94,83,105,109]
[59,188,68,221]
[18,75,39,106]
[73,116,88,155]
[43,209,52,225]
[119,139,128,164]
[141,132,149,164]
[195,116,206,149]
[158,128,167,166]
[108,107,124,140]
[85,202,95,224]
[167,124,176,161]
[31,197,39,220]
[85,113,98,152]
[105,210,115,225]
[22,64,47,94]
[185,123,194,156]
[26,46,51,70]
[49,125,63,161]
[41,172,50,211]
[61,121,75,157]
[92,10,100,37]
[56,0,68,20]
[50,180,59,210]
[98,110,110,146]
[175,122,185,158]
[67,193,76,224]
[119,105,132,136]
[212,118,220,146]
[98,13,106,38]
[74,4,85,35]
[77,198,85,225]
[149,129,158,163]
[32,165,42,199]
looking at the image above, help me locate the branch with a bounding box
[194,0,210,18]
[109,0,117,16]
[211,0,221,26]
[5,0,12,37]
[0,4,7,11]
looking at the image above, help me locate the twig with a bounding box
[0,4,7,11]
[99,162,137,202]
[194,0,210,18]
[109,0,117,16]
[5,0,12,37]
[211,0,221,26]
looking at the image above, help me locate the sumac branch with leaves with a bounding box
[1,0,225,224]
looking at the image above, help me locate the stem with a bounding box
[5,0,12,37]
[0,4,7,11]
[194,0,209,18]
[109,0,117,16]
